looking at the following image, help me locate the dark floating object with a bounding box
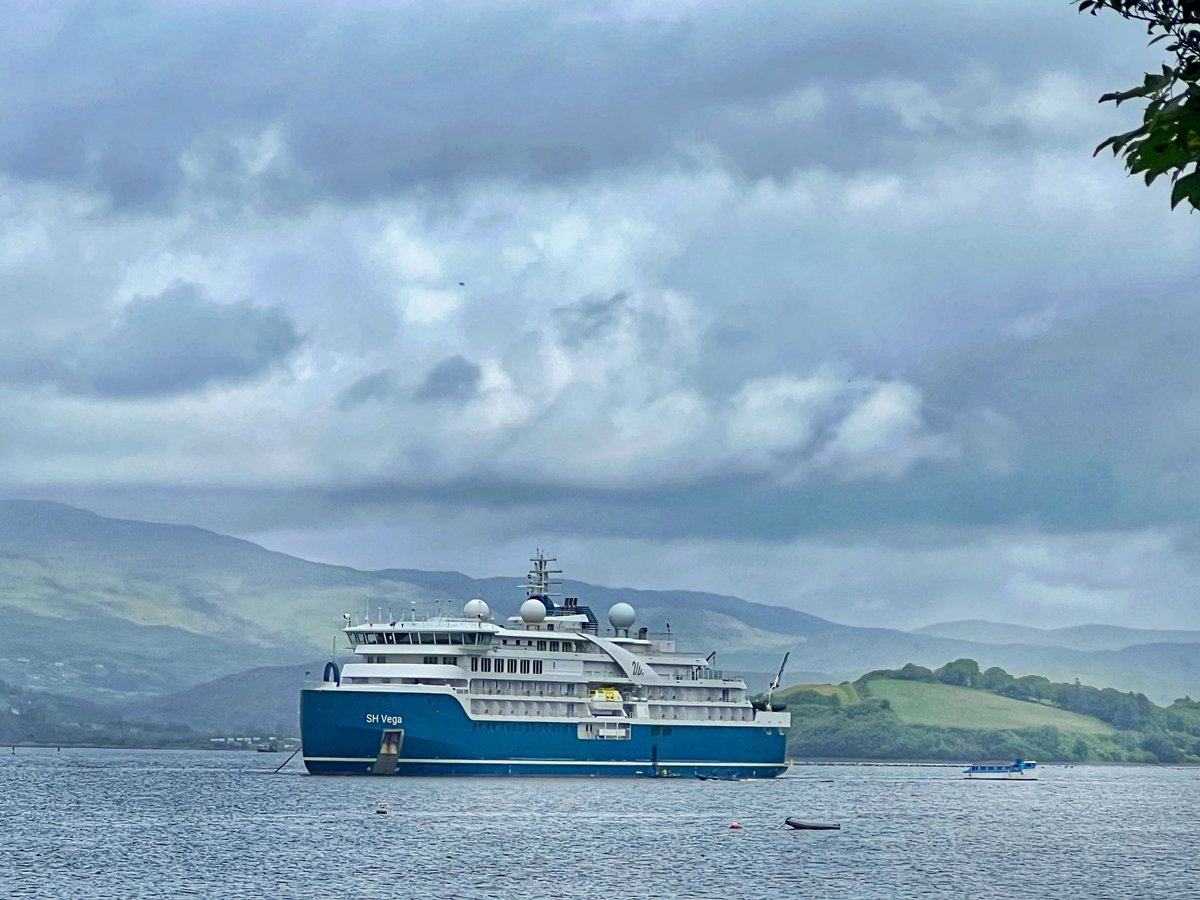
[785,818,840,830]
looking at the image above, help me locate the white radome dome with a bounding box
[608,602,636,631]
[520,597,547,623]
[463,598,491,621]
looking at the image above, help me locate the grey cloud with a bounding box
[0,1,1153,207]
[551,292,629,346]
[920,294,1200,477]
[311,454,1137,543]
[414,355,481,404]
[0,283,300,398]
[338,370,400,409]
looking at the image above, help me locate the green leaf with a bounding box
[1170,170,1200,210]
[1095,126,1148,156]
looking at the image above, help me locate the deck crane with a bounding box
[765,652,790,710]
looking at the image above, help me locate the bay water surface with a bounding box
[1,749,1195,899]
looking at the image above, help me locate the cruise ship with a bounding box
[300,552,792,777]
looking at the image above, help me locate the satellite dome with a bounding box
[463,598,491,621]
[520,597,547,624]
[608,602,636,631]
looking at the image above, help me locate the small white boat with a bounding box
[963,758,1037,780]
[375,803,388,814]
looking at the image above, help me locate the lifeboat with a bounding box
[588,687,625,716]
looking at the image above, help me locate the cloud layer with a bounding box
[1,0,1197,630]
[1,282,300,397]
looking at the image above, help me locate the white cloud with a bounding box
[399,287,461,325]
[814,383,957,481]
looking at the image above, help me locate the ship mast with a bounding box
[524,549,562,603]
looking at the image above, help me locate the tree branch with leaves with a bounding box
[1075,0,1200,210]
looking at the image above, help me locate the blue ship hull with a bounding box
[300,686,789,777]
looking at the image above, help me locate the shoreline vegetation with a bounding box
[4,658,1199,763]
[781,659,1200,765]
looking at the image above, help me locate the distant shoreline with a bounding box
[5,746,1194,766]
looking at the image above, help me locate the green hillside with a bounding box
[781,659,1200,764]
[863,679,1114,734]
[781,681,861,706]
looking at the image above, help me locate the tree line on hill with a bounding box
[784,659,1200,764]
[880,659,1165,732]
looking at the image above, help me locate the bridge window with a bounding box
[385,633,395,644]
[435,633,450,645]
[451,633,463,644]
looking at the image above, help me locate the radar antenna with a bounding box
[766,652,790,709]
[524,549,562,601]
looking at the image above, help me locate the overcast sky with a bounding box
[3,0,1198,631]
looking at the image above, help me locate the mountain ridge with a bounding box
[915,619,1200,652]
[1,499,1197,709]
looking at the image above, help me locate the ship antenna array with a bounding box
[525,548,562,599]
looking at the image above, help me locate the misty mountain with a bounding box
[915,620,1200,652]
[1,500,1198,725]
[120,663,318,738]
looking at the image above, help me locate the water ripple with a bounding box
[0,752,1195,899]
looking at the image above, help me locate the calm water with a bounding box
[1,750,1196,899]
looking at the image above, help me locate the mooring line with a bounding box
[273,746,302,774]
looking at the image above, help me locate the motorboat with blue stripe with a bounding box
[963,758,1038,780]
[300,551,792,777]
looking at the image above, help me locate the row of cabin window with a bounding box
[467,657,544,674]
[500,639,570,652]
[364,655,462,665]
[351,632,492,646]
[366,655,544,675]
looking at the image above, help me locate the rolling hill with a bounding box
[1,499,1198,729]
[861,679,1114,734]
[779,667,1200,763]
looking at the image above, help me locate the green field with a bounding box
[779,682,861,705]
[864,678,1116,735]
